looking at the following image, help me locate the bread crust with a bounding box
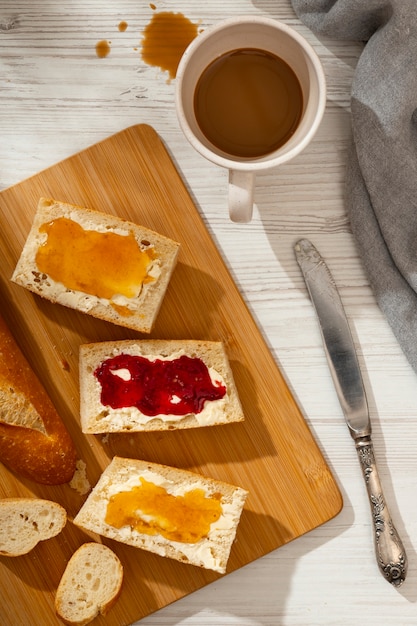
[0,313,77,484]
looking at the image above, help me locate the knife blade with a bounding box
[294,238,407,587]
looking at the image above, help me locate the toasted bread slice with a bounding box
[73,457,248,574]
[11,197,180,333]
[79,339,244,433]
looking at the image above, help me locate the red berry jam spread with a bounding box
[94,353,226,416]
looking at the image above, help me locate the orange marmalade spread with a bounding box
[105,478,222,543]
[36,217,155,300]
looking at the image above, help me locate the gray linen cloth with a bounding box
[291,0,417,373]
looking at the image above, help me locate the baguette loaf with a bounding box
[0,313,77,484]
[55,542,123,626]
[11,198,180,333]
[73,457,248,574]
[79,339,244,433]
[0,498,66,556]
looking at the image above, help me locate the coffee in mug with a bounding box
[176,16,326,222]
[194,48,304,159]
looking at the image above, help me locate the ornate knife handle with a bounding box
[355,436,407,587]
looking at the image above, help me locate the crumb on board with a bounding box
[69,459,91,495]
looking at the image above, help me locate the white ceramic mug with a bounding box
[175,16,326,223]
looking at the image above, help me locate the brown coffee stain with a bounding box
[140,12,200,80]
[94,8,199,75]
[95,21,127,58]
[96,40,111,58]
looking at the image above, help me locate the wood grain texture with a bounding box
[0,125,341,625]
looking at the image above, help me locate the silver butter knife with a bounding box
[294,238,407,587]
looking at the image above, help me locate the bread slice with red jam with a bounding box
[79,339,244,433]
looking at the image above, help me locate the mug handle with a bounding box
[229,170,255,223]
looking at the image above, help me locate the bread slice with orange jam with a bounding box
[11,198,180,333]
[79,339,244,433]
[73,457,248,574]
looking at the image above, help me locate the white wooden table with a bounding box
[1,1,417,624]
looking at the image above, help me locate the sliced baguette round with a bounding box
[11,197,180,333]
[55,542,123,626]
[79,339,244,433]
[0,498,67,556]
[73,457,248,574]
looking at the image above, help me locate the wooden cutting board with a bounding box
[0,125,342,626]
